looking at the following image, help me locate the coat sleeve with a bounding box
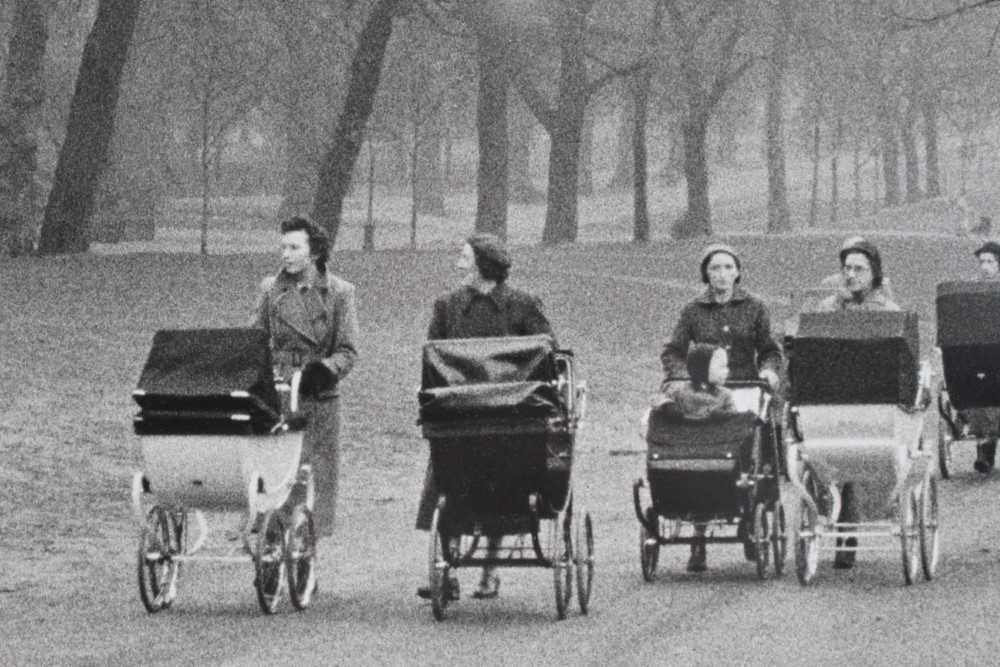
[661,304,693,383]
[320,283,359,381]
[427,296,449,340]
[522,295,556,344]
[753,302,782,376]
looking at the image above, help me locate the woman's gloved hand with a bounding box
[299,360,337,398]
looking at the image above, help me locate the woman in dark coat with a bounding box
[416,233,554,601]
[660,243,781,572]
[252,217,359,543]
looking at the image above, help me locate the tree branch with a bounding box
[891,0,1000,24]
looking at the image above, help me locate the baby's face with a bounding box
[708,349,729,385]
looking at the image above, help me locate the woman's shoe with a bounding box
[833,537,857,569]
[975,443,994,473]
[686,542,707,572]
[416,575,459,601]
[471,574,500,599]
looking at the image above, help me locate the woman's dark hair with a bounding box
[839,239,883,289]
[466,233,511,284]
[281,216,329,273]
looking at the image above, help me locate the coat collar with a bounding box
[270,269,331,344]
[694,285,749,305]
[456,283,512,314]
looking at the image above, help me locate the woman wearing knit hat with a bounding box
[416,233,554,601]
[963,241,1000,473]
[806,239,901,569]
[815,239,900,312]
[661,243,782,391]
[660,243,781,571]
[817,236,894,300]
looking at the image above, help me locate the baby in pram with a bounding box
[655,343,741,571]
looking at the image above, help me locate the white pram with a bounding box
[785,311,938,585]
[130,328,316,614]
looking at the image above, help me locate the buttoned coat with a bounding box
[661,286,781,383]
[427,284,553,340]
[252,269,359,397]
[251,268,359,538]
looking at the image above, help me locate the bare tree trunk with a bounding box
[475,30,508,236]
[37,0,141,255]
[311,0,402,246]
[879,107,900,207]
[674,115,711,238]
[541,4,587,245]
[853,136,862,219]
[610,96,633,191]
[277,31,319,220]
[901,102,921,203]
[0,0,47,256]
[830,116,843,225]
[922,90,941,198]
[416,112,445,216]
[508,96,537,203]
[410,115,418,248]
[872,148,881,213]
[199,70,212,255]
[632,72,650,242]
[808,102,821,228]
[577,108,594,196]
[765,0,791,233]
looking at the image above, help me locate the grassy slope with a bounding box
[0,231,981,592]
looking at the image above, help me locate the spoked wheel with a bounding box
[753,502,771,580]
[771,503,787,577]
[575,511,594,614]
[937,412,953,481]
[919,476,940,581]
[552,509,574,620]
[427,505,451,622]
[639,507,660,582]
[137,506,181,613]
[255,510,289,614]
[900,488,921,585]
[795,496,819,586]
[287,506,317,611]
[742,518,758,562]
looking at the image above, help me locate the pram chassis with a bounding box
[632,381,787,582]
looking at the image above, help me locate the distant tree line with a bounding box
[0,0,999,256]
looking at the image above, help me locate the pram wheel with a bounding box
[795,495,819,586]
[753,502,771,580]
[254,510,289,614]
[427,504,450,622]
[771,503,787,577]
[919,475,940,581]
[553,508,573,621]
[639,507,659,582]
[900,488,920,585]
[575,511,594,614]
[137,506,180,613]
[287,506,317,611]
[936,411,953,480]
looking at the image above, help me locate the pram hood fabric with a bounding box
[419,334,560,423]
[937,281,1000,409]
[790,311,919,406]
[134,328,280,424]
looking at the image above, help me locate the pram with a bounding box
[632,381,787,581]
[935,281,1000,479]
[130,328,316,614]
[785,311,938,585]
[418,334,591,621]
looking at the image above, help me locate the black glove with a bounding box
[299,360,337,398]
